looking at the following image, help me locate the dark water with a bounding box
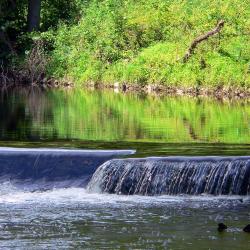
[0,87,249,249]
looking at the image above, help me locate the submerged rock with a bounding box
[217,223,227,232]
[243,224,250,233]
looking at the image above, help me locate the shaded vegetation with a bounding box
[0,0,87,64]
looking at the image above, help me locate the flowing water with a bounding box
[0,87,249,249]
[87,157,250,196]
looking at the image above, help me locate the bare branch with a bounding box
[183,20,225,63]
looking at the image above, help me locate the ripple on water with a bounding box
[0,187,249,249]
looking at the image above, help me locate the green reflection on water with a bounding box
[0,87,249,155]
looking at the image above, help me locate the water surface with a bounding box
[0,186,250,250]
[0,87,249,249]
[0,87,249,156]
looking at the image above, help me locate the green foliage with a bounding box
[1,0,249,87]
[47,0,250,87]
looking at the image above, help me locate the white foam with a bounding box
[0,185,248,206]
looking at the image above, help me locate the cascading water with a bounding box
[87,157,250,195]
[1,148,250,196]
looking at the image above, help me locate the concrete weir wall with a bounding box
[0,147,135,190]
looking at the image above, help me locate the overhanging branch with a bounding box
[183,20,225,63]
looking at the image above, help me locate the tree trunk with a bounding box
[27,0,41,32]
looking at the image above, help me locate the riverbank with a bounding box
[43,0,249,93]
[1,0,249,99]
[1,74,250,99]
[87,82,250,99]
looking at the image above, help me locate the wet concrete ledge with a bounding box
[0,147,135,184]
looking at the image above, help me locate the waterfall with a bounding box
[87,157,250,195]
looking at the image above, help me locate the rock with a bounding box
[122,84,127,92]
[176,89,184,95]
[218,223,227,232]
[42,77,47,83]
[147,84,153,93]
[114,82,119,88]
[64,82,71,87]
[243,224,250,233]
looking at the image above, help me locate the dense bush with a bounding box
[46,0,250,87]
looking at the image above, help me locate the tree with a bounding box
[27,0,41,32]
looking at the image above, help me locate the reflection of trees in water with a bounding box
[0,87,31,139]
[22,86,54,123]
[0,88,249,143]
[0,86,55,139]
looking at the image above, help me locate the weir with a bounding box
[87,157,250,196]
[0,147,135,190]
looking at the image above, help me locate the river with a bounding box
[0,87,249,249]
